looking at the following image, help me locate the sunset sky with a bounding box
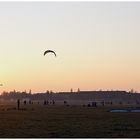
[0,2,140,93]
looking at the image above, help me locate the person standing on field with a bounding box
[17,99,20,110]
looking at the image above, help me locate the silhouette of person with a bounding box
[52,100,55,105]
[24,100,26,105]
[44,100,46,105]
[94,102,97,107]
[92,102,97,107]
[64,101,67,105]
[17,99,20,110]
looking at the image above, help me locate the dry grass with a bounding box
[0,103,140,138]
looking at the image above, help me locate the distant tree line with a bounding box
[0,89,140,101]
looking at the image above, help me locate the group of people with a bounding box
[16,99,56,110]
[17,99,33,110]
[43,100,55,105]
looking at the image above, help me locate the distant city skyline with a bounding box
[0,2,140,93]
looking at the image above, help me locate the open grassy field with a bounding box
[0,103,140,138]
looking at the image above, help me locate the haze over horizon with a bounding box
[0,2,140,93]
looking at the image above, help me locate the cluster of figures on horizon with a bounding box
[16,99,139,110]
[16,99,69,110]
[16,99,102,110]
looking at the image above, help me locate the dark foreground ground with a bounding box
[0,103,140,138]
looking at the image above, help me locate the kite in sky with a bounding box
[44,50,56,57]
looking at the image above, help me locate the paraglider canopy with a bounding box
[44,50,56,57]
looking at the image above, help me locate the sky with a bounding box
[0,2,140,93]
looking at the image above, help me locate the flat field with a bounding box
[0,103,140,138]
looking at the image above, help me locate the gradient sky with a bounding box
[0,2,140,93]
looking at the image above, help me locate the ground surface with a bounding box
[0,103,140,138]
